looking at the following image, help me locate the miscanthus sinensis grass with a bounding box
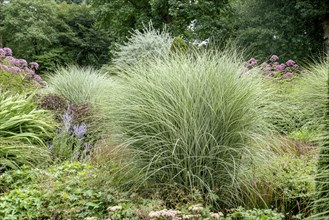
[103,51,276,207]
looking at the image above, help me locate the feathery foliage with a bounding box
[103,51,276,207]
[112,23,173,69]
[46,65,112,105]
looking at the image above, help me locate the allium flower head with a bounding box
[19,59,28,67]
[0,65,9,72]
[282,72,293,78]
[8,66,21,74]
[247,58,257,67]
[3,48,12,56]
[270,54,279,62]
[286,59,296,67]
[33,74,42,82]
[275,64,286,71]
[264,64,272,72]
[30,62,39,70]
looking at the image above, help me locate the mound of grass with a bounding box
[45,65,112,105]
[103,51,276,207]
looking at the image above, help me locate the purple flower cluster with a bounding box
[246,55,301,80]
[61,108,88,139]
[0,47,42,82]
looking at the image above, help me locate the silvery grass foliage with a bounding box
[45,65,112,105]
[112,22,173,69]
[103,51,276,207]
[311,62,329,219]
[293,62,329,133]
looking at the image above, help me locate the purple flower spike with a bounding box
[282,72,293,79]
[3,48,12,56]
[73,123,87,138]
[29,62,39,70]
[0,49,5,57]
[62,111,73,132]
[270,55,279,62]
[286,59,296,67]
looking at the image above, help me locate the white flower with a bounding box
[107,205,122,212]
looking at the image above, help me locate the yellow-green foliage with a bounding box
[170,36,188,54]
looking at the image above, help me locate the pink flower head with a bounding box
[248,58,257,67]
[275,64,286,71]
[286,59,296,67]
[8,66,21,74]
[3,48,12,56]
[9,57,20,66]
[19,59,28,67]
[33,74,42,82]
[29,62,39,70]
[264,64,272,71]
[283,72,293,79]
[0,49,5,57]
[0,65,9,72]
[270,55,279,62]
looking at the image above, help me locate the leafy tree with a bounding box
[0,0,111,72]
[232,0,328,61]
[91,0,233,44]
[0,0,59,60]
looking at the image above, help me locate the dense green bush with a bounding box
[0,163,109,219]
[103,51,276,207]
[0,162,167,219]
[241,138,317,219]
[224,207,284,220]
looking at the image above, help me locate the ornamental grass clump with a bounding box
[293,61,329,132]
[112,22,173,69]
[46,65,112,105]
[105,51,274,207]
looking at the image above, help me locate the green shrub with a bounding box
[241,140,317,219]
[224,207,284,220]
[0,162,165,220]
[45,65,112,105]
[170,36,188,55]
[112,22,173,69]
[103,51,275,207]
